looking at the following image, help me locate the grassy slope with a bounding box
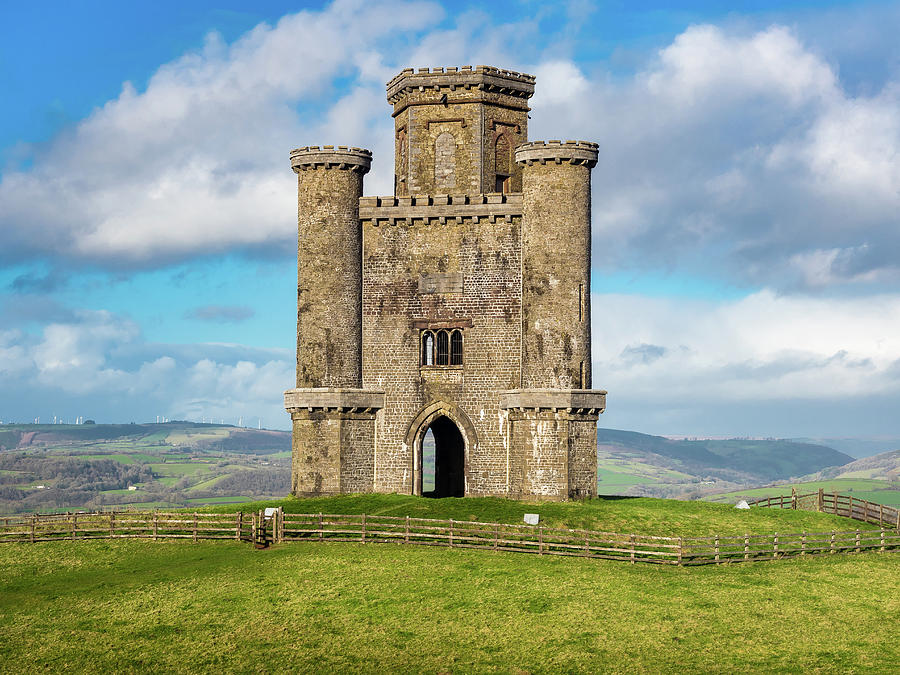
[204,494,880,537]
[0,539,897,673]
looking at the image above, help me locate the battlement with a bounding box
[387,65,535,104]
[359,192,522,226]
[514,141,599,168]
[290,146,372,173]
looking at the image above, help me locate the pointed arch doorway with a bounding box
[406,403,477,498]
[422,416,465,497]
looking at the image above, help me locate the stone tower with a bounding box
[285,66,606,500]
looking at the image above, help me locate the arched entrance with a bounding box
[405,402,477,498]
[422,416,465,498]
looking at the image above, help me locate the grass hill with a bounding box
[1,423,864,512]
[704,449,900,506]
[1,495,897,672]
[595,428,852,498]
[0,422,290,514]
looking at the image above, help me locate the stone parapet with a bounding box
[359,192,522,226]
[515,141,599,168]
[499,389,607,414]
[284,388,385,413]
[387,65,535,104]
[290,146,372,173]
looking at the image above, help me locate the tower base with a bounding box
[284,388,384,496]
[501,389,607,500]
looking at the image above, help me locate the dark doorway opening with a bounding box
[421,416,465,498]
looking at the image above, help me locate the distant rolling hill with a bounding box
[595,428,853,499]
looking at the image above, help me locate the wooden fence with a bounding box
[0,511,256,544]
[2,503,898,566]
[751,489,900,530]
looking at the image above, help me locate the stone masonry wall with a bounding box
[361,195,522,495]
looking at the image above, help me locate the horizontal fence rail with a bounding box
[751,489,900,530]
[2,501,898,566]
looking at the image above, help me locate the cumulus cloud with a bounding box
[0,311,293,428]
[593,289,900,404]
[527,24,900,292]
[590,288,900,435]
[0,0,443,267]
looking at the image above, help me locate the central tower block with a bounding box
[386,66,535,195]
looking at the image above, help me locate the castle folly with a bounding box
[285,66,606,500]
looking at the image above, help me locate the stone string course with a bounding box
[286,65,607,500]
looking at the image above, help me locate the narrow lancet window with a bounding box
[422,331,435,366]
[450,330,463,365]
[436,330,450,365]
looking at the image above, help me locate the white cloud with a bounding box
[0,0,443,265]
[527,24,900,291]
[0,312,293,428]
[593,289,900,405]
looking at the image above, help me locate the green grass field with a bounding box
[204,494,880,538]
[0,538,896,673]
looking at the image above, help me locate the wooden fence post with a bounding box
[193,513,198,543]
[153,511,158,540]
[801,531,806,555]
[495,525,500,552]
[773,532,778,559]
[855,528,861,553]
[791,487,797,510]
[880,528,886,553]
[405,515,410,544]
[833,492,839,515]
[583,533,588,557]
[236,512,242,541]
[817,488,824,512]
[30,514,35,543]
[109,512,115,538]
[631,534,636,564]
[319,513,324,541]
[714,534,720,564]
[744,533,749,560]
[539,526,544,555]
[449,519,454,549]
[71,513,76,541]
[361,513,366,543]
[677,537,683,566]
[830,530,835,553]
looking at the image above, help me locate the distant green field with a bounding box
[185,496,254,504]
[707,478,900,505]
[0,539,896,673]
[596,468,655,489]
[148,462,212,477]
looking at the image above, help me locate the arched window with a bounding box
[494,134,511,193]
[421,328,463,367]
[450,330,463,365]
[421,331,435,366]
[434,132,456,190]
[436,330,449,365]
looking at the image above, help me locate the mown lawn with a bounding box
[0,539,897,673]
[205,494,882,538]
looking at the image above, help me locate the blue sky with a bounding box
[2,0,900,435]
